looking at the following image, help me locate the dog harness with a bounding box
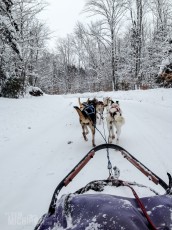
[111,103,120,111]
[83,104,96,124]
[109,107,121,117]
[83,104,95,116]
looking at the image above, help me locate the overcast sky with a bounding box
[39,0,87,48]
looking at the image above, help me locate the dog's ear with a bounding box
[93,98,98,103]
[110,99,115,104]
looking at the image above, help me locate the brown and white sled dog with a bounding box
[78,97,104,125]
[106,100,125,144]
[74,99,97,147]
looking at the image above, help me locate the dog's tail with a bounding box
[74,106,86,120]
[115,115,125,125]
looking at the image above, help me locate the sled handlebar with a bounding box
[64,151,95,186]
[48,144,169,216]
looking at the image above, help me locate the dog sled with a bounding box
[34,144,172,230]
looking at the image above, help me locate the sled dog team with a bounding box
[74,97,125,147]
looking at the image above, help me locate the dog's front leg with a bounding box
[96,114,100,125]
[98,114,102,125]
[99,113,103,125]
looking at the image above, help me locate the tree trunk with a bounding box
[135,0,142,83]
[111,29,116,90]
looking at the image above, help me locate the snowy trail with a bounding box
[121,100,172,180]
[0,89,172,230]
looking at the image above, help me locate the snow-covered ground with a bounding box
[0,88,172,230]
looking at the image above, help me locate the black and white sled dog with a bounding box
[105,99,125,144]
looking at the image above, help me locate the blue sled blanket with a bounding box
[36,194,172,230]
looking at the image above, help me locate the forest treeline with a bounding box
[0,0,172,98]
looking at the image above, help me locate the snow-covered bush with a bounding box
[1,77,23,98]
[28,86,43,96]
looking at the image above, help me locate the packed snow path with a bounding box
[0,89,172,230]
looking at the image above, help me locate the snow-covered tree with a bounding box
[84,0,128,90]
[0,0,22,59]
